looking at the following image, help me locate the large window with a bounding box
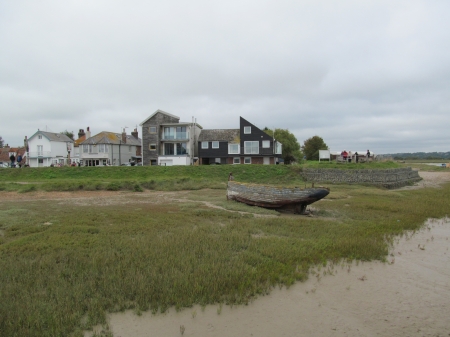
[244,141,259,154]
[163,126,187,140]
[244,126,251,134]
[275,142,282,154]
[228,143,239,154]
[83,145,88,153]
[164,143,187,155]
[37,145,43,155]
[212,141,219,149]
[262,140,270,148]
[98,144,109,153]
[201,141,209,149]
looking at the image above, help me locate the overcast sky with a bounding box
[1,0,449,154]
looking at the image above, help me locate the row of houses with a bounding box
[7,110,283,167]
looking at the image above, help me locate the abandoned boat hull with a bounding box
[227,181,329,213]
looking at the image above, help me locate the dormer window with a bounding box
[244,126,251,134]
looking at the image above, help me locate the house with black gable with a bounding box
[198,117,282,165]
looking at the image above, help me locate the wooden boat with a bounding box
[227,181,329,214]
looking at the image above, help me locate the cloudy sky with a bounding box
[1,0,449,154]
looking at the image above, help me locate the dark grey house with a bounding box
[198,117,282,165]
[139,109,202,166]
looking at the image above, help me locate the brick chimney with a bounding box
[78,129,85,139]
[122,128,126,143]
[131,128,138,139]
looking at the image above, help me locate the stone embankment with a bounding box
[302,167,421,189]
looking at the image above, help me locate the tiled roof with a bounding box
[198,129,239,142]
[80,132,141,146]
[34,131,73,142]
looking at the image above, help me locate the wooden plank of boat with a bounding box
[227,181,329,213]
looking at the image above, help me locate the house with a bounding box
[79,129,141,166]
[198,117,283,165]
[139,109,202,166]
[27,131,74,167]
[72,128,89,165]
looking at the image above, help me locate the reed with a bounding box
[0,177,449,336]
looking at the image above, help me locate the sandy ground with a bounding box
[87,218,450,337]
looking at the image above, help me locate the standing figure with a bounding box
[228,172,234,181]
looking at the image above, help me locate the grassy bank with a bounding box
[1,176,449,336]
[0,165,306,193]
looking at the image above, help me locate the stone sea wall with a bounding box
[302,167,421,189]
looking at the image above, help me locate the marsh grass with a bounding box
[1,180,449,336]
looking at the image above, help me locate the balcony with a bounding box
[161,132,190,141]
[28,151,53,158]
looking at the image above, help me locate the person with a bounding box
[348,151,352,163]
[228,172,234,181]
[17,154,23,168]
[9,154,16,168]
[366,150,370,159]
[355,152,359,163]
[342,150,348,161]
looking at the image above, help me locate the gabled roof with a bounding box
[29,131,73,142]
[198,129,240,142]
[80,131,141,146]
[139,109,180,126]
[74,135,86,147]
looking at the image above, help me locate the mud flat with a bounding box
[88,217,450,337]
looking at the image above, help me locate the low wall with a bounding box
[302,167,421,189]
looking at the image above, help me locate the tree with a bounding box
[61,130,74,140]
[302,136,328,160]
[263,128,302,164]
[0,135,3,148]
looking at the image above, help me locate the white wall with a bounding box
[158,156,190,166]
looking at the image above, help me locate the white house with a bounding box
[27,131,74,167]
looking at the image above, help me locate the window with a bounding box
[244,157,251,164]
[103,160,107,165]
[83,145,88,153]
[149,126,157,133]
[228,143,239,154]
[212,141,219,149]
[89,145,95,153]
[38,158,43,164]
[244,126,251,134]
[262,140,270,148]
[149,144,156,151]
[38,135,42,139]
[164,143,174,155]
[275,142,282,154]
[233,157,240,164]
[99,144,105,153]
[164,143,187,155]
[244,141,259,154]
[201,141,208,149]
[37,145,43,155]
[215,158,221,164]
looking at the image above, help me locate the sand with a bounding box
[87,217,450,337]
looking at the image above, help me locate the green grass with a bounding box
[1,166,450,336]
[0,165,305,192]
